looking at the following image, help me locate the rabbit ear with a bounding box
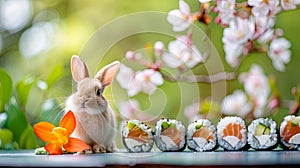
[71,55,90,83]
[95,61,120,87]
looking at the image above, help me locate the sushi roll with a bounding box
[280,115,300,150]
[121,119,154,152]
[217,116,247,151]
[247,118,278,150]
[186,119,217,152]
[154,118,186,152]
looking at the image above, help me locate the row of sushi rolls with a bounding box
[121,115,300,152]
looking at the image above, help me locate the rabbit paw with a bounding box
[106,143,115,153]
[82,148,93,154]
[92,144,107,153]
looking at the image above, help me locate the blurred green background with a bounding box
[0,0,300,150]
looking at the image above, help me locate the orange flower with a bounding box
[34,110,90,155]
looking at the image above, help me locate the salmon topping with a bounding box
[223,123,243,140]
[282,121,300,142]
[161,126,184,146]
[193,127,214,141]
[127,125,149,143]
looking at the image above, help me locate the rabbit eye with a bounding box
[96,89,102,96]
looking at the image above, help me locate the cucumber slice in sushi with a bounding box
[247,118,278,150]
[154,118,186,152]
[122,120,154,152]
[255,123,271,136]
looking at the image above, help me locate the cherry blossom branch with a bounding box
[160,71,237,83]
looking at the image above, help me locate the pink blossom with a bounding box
[254,17,275,41]
[116,64,140,97]
[154,41,165,55]
[281,0,300,10]
[222,17,254,67]
[184,101,203,122]
[116,64,164,96]
[248,0,280,17]
[268,38,291,71]
[257,29,274,44]
[239,65,270,118]
[125,51,141,61]
[118,99,153,121]
[167,0,192,32]
[215,0,236,25]
[162,35,203,68]
[221,90,252,118]
[116,63,135,90]
[134,69,164,95]
[222,17,255,45]
[223,43,243,67]
[199,0,212,3]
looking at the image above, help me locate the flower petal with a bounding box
[33,122,56,142]
[63,137,91,153]
[45,143,63,155]
[59,110,76,136]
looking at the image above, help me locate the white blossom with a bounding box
[268,38,291,71]
[257,29,274,44]
[118,99,152,121]
[199,0,212,3]
[216,0,236,25]
[134,69,164,95]
[239,65,270,118]
[281,0,300,10]
[184,101,202,122]
[221,90,252,117]
[125,51,141,61]
[154,41,165,55]
[167,0,192,32]
[116,63,135,90]
[162,35,203,69]
[222,17,255,45]
[223,43,243,67]
[248,0,280,17]
[222,17,255,67]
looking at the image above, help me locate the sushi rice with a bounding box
[186,119,217,152]
[280,115,300,150]
[154,118,186,152]
[247,118,278,150]
[217,116,247,151]
[121,119,154,152]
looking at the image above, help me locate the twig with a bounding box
[161,71,237,83]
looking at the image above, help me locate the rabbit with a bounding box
[65,55,120,153]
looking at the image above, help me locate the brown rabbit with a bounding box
[65,55,119,153]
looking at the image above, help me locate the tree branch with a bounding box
[161,71,237,83]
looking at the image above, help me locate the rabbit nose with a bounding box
[80,97,89,103]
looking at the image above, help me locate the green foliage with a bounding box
[16,76,37,108]
[0,64,65,149]
[46,64,63,89]
[18,124,38,149]
[0,128,13,148]
[4,97,29,145]
[0,68,13,112]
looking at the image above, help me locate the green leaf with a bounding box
[0,128,13,149]
[4,97,28,143]
[18,124,38,149]
[16,76,37,107]
[0,68,13,112]
[46,64,63,89]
